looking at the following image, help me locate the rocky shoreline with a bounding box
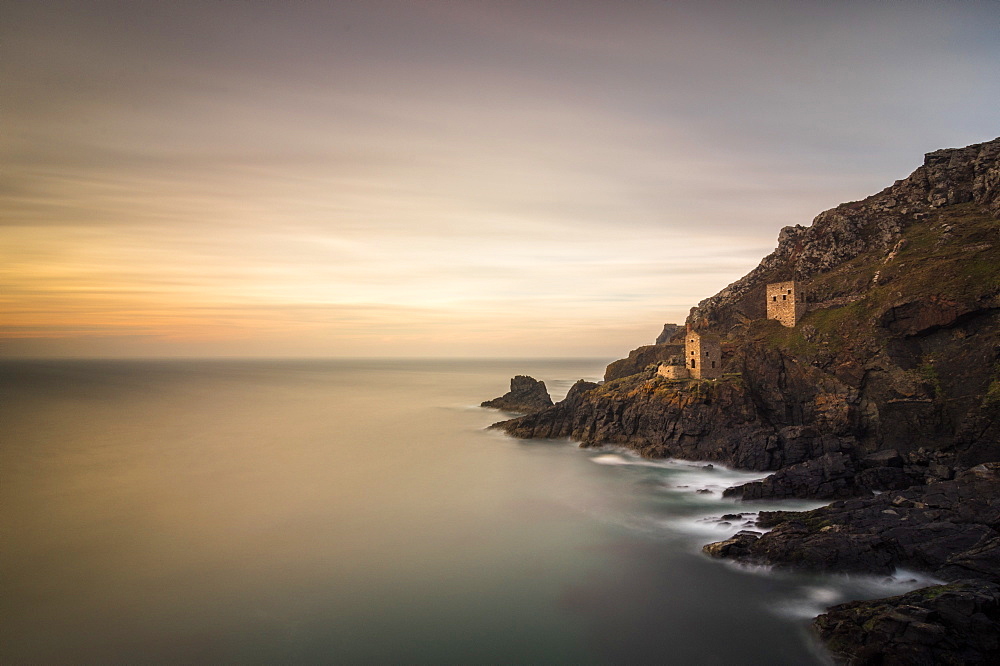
[481,137,1000,664]
[485,376,1000,663]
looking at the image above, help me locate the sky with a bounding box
[3,0,999,358]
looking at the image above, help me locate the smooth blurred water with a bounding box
[0,360,931,664]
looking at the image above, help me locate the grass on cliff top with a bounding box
[751,203,1000,359]
[594,372,740,403]
[865,203,1000,306]
[805,203,999,308]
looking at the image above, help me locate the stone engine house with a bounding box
[685,329,722,380]
[766,280,805,327]
[656,281,808,381]
[657,328,722,380]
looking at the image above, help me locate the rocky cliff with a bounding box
[688,137,1000,336]
[655,323,682,345]
[495,137,1000,478]
[488,137,1000,663]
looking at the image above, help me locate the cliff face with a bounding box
[495,137,1000,472]
[655,323,681,345]
[688,137,1000,335]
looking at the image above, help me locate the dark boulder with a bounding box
[937,537,1000,584]
[862,449,905,468]
[856,465,914,491]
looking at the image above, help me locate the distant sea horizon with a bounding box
[1,358,931,663]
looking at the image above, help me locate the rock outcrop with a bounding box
[704,464,1000,582]
[655,323,682,345]
[603,344,684,382]
[481,375,553,414]
[687,136,1000,337]
[814,580,1000,665]
[493,371,790,471]
[722,452,862,500]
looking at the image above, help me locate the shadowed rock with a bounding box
[723,452,862,500]
[814,580,1000,665]
[706,464,1000,581]
[481,375,553,414]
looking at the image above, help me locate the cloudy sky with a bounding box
[3,0,999,358]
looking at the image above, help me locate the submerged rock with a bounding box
[814,580,1000,665]
[481,375,553,414]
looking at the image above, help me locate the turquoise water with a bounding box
[0,360,930,664]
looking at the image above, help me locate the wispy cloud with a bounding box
[3,0,998,357]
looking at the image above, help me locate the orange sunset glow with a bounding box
[4,1,998,358]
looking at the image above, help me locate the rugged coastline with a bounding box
[483,137,1000,663]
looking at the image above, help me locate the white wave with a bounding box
[775,587,845,619]
[586,447,767,480]
[590,453,632,466]
[846,568,944,597]
[771,569,945,620]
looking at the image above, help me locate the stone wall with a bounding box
[657,364,689,379]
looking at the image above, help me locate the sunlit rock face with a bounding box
[655,323,682,345]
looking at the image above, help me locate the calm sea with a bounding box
[0,359,930,664]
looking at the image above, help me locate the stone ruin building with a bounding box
[655,281,808,381]
[656,328,722,380]
[685,329,722,379]
[766,280,805,327]
[657,363,688,380]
